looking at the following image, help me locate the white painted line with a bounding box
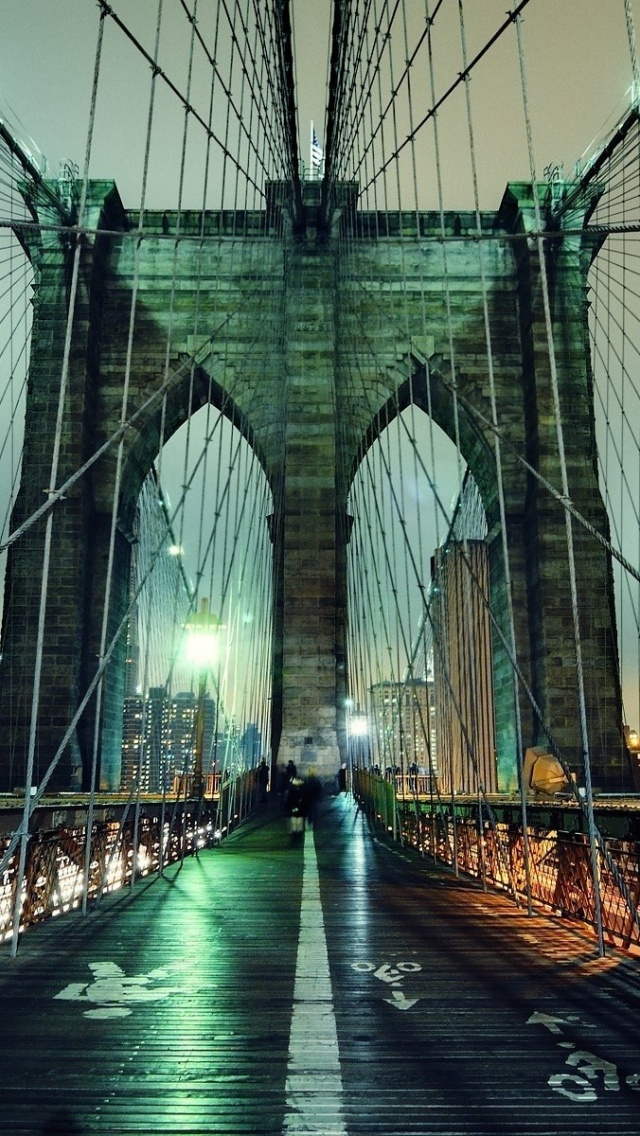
[283,827,346,1136]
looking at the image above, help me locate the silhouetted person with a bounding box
[337,762,348,793]
[304,768,322,826]
[256,759,269,802]
[284,775,306,844]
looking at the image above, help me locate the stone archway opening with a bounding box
[345,403,496,788]
[114,402,276,793]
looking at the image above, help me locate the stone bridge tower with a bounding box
[0,178,631,793]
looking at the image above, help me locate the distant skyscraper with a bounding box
[431,539,497,794]
[120,695,146,790]
[147,686,166,789]
[240,722,262,765]
[120,686,218,792]
[120,689,167,792]
[124,515,141,700]
[369,679,432,773]
[164,691,217,778]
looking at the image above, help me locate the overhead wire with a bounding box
[10,5,108,951]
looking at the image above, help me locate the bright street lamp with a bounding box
[184,597,220,797]
[349,713,369,737]
[347,709,369,774]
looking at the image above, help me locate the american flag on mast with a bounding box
[310,121,324,179]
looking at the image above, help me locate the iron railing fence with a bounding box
[0,770,258,944]
[354,770,640,953]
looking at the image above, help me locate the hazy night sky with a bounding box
[0,2,636,208]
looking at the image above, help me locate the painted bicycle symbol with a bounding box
[55,960,179,1020]
[527,1011,640,1100]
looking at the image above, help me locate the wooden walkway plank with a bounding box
[318,800,640,1135]
[0,795,639,1134]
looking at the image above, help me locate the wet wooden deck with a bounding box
[1,793,640,1135]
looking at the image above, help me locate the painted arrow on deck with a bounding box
[526,1012,582,1034]
[384,990,419,1011]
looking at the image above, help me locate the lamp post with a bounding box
[349,710,369,750]
[185,597,220,799]
[348,708,369,785]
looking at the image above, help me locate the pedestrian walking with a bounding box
[303,769,322,826]
[284,776,306,845]
[255,759,269,802]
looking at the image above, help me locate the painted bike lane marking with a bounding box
[527,1010,640,1101]
[351,959,421,1010]
[54,961,178,1020]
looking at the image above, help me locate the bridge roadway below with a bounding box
[1,794,640,1135]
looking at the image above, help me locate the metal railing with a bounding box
[353,769,640,953]
[172,771,223,798]
[0,769,259,945]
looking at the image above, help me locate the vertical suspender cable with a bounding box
[137,0,202,871]
[10,11,107,955]
[514,10,605,956]
[82,0,166,915]
[424,0,462,864]
[457,1,531,911]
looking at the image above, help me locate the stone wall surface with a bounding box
[0,180,630,793]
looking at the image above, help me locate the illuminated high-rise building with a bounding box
[431,539,497,794]
[369,678,433,773]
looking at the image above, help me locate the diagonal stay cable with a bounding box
[356,0,533,194]
[335,0,446,183]
[0,283,272,556]
[96,0,263,196]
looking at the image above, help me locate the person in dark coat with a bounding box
[255,759,269,802]
[303,768,323,826]
[284,776,306,844]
